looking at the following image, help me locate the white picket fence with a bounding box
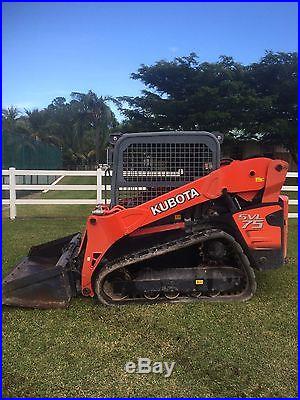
[2,167,298,220]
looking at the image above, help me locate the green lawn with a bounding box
[2,202,298,397]
[40,175,97,200]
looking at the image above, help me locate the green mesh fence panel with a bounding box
[2,131,62,170]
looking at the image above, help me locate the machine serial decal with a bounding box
[238,213,264,229]
[150,188,200,216]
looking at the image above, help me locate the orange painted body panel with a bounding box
[233,205,282,250]
[129,222,185,237]
[80,158,288,296]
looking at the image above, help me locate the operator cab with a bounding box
[107,131,223,207]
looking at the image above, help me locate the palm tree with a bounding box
[2,107,39,157]
[2,106,20,133]
[71,91,117,163]
[24,108,62,147]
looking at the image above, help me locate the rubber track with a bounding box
[94,229,257,305]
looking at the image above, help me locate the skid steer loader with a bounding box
[3,131,289,308]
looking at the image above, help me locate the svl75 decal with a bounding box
[238,213,264,229]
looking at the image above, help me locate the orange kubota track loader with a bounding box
[2,131,289,308]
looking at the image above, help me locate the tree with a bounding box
[2,107,39,155]
[2,106,20,133]
[118,51,298,162]
[245,51,298,162]
[3,91,117,167]
[70,91,117,163]
[118,53,255,132]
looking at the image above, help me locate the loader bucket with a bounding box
[2,233,82,309]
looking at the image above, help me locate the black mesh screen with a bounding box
[122,143,213,182]
[117,142,213,207]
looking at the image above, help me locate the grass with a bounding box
[40,176,97,200]
[2,208,298,397]
[2,175,298,397]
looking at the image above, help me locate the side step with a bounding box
[2,233,81,309]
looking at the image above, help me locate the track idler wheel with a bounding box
[102,269,131,301]
[191,291,203,298]
[164,290,180,300]
[144,291,160,300]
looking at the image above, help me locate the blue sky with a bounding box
[2,2,298,120]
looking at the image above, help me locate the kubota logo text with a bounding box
[238,213,264,229]
[150,188,200,216]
